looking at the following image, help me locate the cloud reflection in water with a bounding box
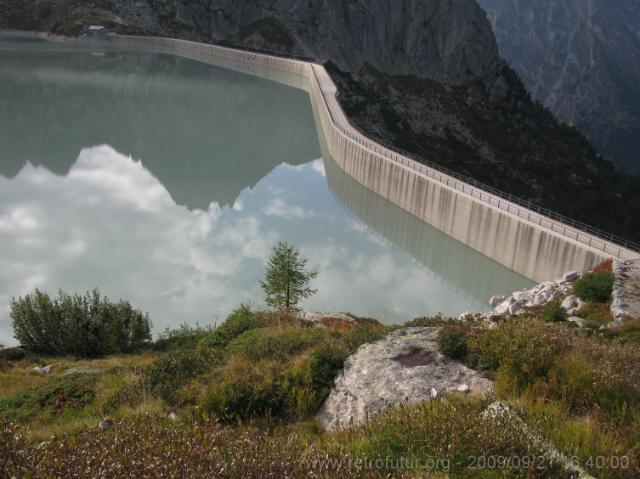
[0,145,488,345]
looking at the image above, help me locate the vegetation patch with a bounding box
[437,318,640,477]
[542,300,568,322]
[573,270,615,302]
[10,289,151,357]
[0,373,97,424]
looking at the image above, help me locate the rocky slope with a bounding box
[477,0,640,175]
[2,0,640,241]
[611,259,640,324]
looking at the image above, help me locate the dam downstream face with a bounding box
[0,40,533,344]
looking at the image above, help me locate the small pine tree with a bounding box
[260,242,317,312]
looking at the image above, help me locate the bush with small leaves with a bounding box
[198,304,263,349]
[573,271,614,303]
[437,325,469,360]
[542,300,568,322]
[143,348,222,405]
[10,289,151,357]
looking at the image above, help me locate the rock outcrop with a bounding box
[303,312,356,329]
[316,327,493,431]
[611,259,640,324]
[477,0,640,175]
[459,270,586,323]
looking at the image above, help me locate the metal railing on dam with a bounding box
[107,34,639,282]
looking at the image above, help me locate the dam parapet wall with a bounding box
[108,34,639,283]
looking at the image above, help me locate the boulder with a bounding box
[168,412,178,422]
[563,271,580,282]
[561,295,585,314]
[512,290,527,302]
[316,327,493,431]
[456,384,470,393]
[508,300,524,315]
[32,364,53,375]
[304,311,355,329]
[531,292,548,306]
[493,298,512,315]
[489,295,506,307]
[98,419,112,431]
[568,316,587,328]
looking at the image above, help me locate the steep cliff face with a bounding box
[152,0,500,85]
[477,0,640,174]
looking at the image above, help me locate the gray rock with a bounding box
[304,311,354,324]
[508,300,524,315]
[561,295,585,315]
[489,294,506,307]
[511,290,527,302]
[168,412,178,422]
[32,364,53,375]
[98,419,112,431]
[316,327,493,431]
[61,366,102,376]
[562,271,580,282]
[531,292,548,306]
[478,0,640,174]
[493,298,513,316]
[568,316,587,328]
[456,384,470,393]
[610,259,640,325]
[156,0,501,85]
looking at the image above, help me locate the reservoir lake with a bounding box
[0,39,533,345]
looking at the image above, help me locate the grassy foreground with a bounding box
[1,301,639,478]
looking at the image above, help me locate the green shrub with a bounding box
[542,300,568,322]
[341,323,389,351]
[573,271,614,303]
[199,304,263,349]
[465,320,570,391]
[225,327,322,361]
[10,289,151,357]
[304,338,350,401]
[437,325,468,360]
[153,324,213,351]
[546,351,639,425]
[144,348,222,404]
[203,361,292,422]
[404,314,448,327]
[0,373,97,424]
[0,347,26,361]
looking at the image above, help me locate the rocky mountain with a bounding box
[477,0,640,175]
[2,0,640,242]
[1,0,499,84]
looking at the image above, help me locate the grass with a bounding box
[0,399,564,478]
[2,306,639,477]
[438,317,640,477]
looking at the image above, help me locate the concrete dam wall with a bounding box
[109,34,639,283]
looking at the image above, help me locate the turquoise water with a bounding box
[0,40,533,345]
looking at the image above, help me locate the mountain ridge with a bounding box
[477,0,640,175]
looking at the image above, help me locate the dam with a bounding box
[108,34,639,283]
